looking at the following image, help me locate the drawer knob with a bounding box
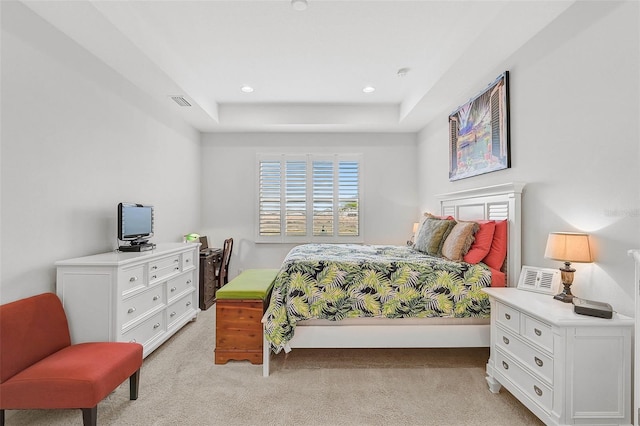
[534,328,542,336]
[187,279,192,284]
[152,266,158,270]
[186,301,192,307]
[127,307,136,314]
[174,259,179,263]
[130,339,137,343]
[152,275,157,279]
[502,336,509,345]
[171,286,177,292]
[153,323,161,329]
[534,357,543,367]
[504,313,511,320]
[186,259,190,263]
[129,276,138,282]
[170,311,176,317]
[174,267,180,271]
[502,361,509,370]
[534,385,543,397]
[153,295,160,301]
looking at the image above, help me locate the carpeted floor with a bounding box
[5,306,543,425]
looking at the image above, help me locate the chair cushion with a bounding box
[0,342,142,409]
[216,269,279,301]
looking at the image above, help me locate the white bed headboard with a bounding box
[436,182,525,287]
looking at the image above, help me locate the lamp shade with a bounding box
[544,232,593,263]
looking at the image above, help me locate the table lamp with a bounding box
[409,222,419,245]
[544,232,593,302]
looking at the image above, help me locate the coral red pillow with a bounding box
[463,220,496,264]
[482,220,508,270]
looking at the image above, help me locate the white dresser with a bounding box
[483,288,633,426]
[628,249,640,426]
[56,243,200,358]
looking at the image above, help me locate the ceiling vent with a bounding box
[170,96,191,107]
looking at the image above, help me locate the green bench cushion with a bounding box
[216,269,279,301]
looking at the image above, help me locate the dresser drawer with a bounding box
[167,293,196,328]
[522,314,553,353]
[496,326,554,385]
[149,255,181,283]
[496,302,520,334]
[121,265,146,295]
[167,271,195,303]
[182,250,196,271]
[121,285,166,329]
[495,350,553,413]
[122,311,165,346]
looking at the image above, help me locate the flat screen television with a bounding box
[117,203,155,251]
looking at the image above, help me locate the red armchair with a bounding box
[0,293,142,426]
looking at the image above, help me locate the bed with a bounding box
[262,182,524,376]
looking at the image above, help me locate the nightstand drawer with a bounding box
[522,314,553,353]
[496,326,553,385]
[496,302,520,334]
[495,350,553,413]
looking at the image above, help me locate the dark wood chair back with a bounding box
[218,238,233,288]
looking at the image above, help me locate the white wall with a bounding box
[0,2,202,304]
[200,132,418,277]
[417,1,639,316]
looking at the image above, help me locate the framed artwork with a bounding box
[449,71,510,181]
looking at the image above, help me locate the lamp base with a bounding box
[553,292,575,303]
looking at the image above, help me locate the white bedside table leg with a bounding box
[486,375,502,393]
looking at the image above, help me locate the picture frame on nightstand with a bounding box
[517,265,561,295]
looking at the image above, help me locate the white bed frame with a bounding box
[262,182,525,376]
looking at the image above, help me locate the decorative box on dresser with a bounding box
[56,243,200,358]
[628,249,640,426]
[483,288,633,426]
[199,248,222,310]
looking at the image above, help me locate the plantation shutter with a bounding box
[258,160,282,236]
[338,161,359,236]
[285,161,307,236]
[257,153,362,242]
[312,161,334,236]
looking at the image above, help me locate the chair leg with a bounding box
[82,406,97,426]
[129,369,140,400]
[1,409,5,426]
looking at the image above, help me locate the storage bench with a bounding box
[214,269,278,365]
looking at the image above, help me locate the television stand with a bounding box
[118,242,156,252]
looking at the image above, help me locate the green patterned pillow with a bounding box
[414,217,456,256]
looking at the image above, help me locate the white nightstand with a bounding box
[483,288,633,426]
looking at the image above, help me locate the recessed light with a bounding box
[362,86,376,93]
[291,0,308,11]
[240,85,254,93]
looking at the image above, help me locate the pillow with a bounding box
[441,221,480,262]
[463,220,496,264]
[482,220,508,270]
[424,212,455,220]
[413,217,456,256]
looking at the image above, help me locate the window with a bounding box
[257,154,362,243]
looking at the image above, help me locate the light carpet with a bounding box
[5,306,543,425]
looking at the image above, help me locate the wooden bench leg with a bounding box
[82,406,97,426]
[129,369,140,400]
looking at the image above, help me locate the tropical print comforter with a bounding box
[263,244,492,353]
